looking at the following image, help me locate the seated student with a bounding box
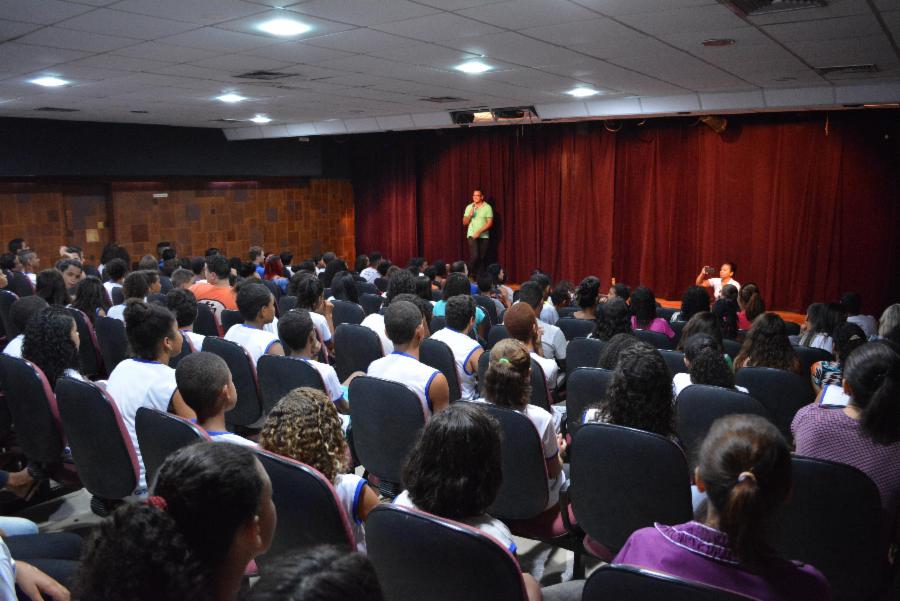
[259,388,379,553]
[70,276,110,323]
[596,332,640,370]
[600,282,631,305]
[432,273,487,339]
[487,263,514,308]
[76,442,275,601]
[360,252,381,284]
[712,284,740,340]
[737,283,765,331]
[630,286,676,339]
[0,533,76,601]
[107,271,149,321]
[615,414,829,601]
[840,291,877,338]
[539,280,571,326]
[248,546,384,601]
[35,268,69,306]
[798,302,846,353]
[290,273,335,354]
[170,267,195,290]
[475,272,504,315]
[428,295,483,400]
[106,300,193,492]
[671,285,710,324]
[810,322,866,393]
[875,304,900,341]
[190,255,237,319]
[518,281,566,372]
[189,256,207,283]
[19,249,40,286]
[590,297,632,342]
[478,339,566,510]
[224,282,283,365]
[793,342,900,541]
[503,302,559,391]
[3,296,48,358]
[672,334,748,398]
[263,254,289,293]
[142,270,162,296]
[367,300,449,417]
[175,352,255,447]
[329,271,359,305]
[102,257,127,299]
[372,259,392,293]
[360,269,417,355]
[676,311,734,367]
[56,258,84,297]
[166,288,205,351]
[734,312,801,373]
[23,306,85,387]
[573,276,601,321]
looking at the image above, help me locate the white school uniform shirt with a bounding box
[360,313,393,355]
[335,473,369,552]
[103,281,121,299]
[0,538,14,600]
[360,266,379,284]
[847,314,878,338]
[537,318,567,362]
[309,311,332,343]
[208,431,258,448]
[181,330,206,352]
[366,352,440,417]
[25,272,36,285]
[428,327,482,400]
[2,334,23,358]
[106,358,178,491]
[289,356,343,402]
[540,301,559,326]
[672,372,748,398]
[530,352,559,391]
[107,303,126,322]
[707,277,741,298]
[224,323,281,366]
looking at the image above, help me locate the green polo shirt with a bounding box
[464,202,493,239]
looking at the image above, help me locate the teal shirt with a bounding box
[464,202,493,239]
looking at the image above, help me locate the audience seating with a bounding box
[670,320,686,344]
[420,338,462,402]
[582,564,754,601]
[348,376,426,498]
[220,309,243,334]
[0,290,18,338]
[66,307,105,379]
[360,293,384,316]
[257,355,326,413]
[146,292,167,305]
[202,337,264,430]
[633,329,675,350]
[722,338,742,358]
[486,324,510,349]
[356,281,379,296]
[674,385,769,468]
[332,299,365,327]
[734,367,814,441]
[556,318,595,341]
[656,307,678,321]
[429,315,446,334]
[792,344,834,374]
[568,423,692,560]
[56,376,138,515]
[333,324,383,382]
[784,321,801,336]
[7,271,34,298]
[366,504,529,601]
[476,352,551,411]
[565,367,613,438]
[93,316,129,374]
[135,407,209,488]
[557,307,578,319]
[167,331,194,368]
[277,295,297,315]
[254,448,355,567]
[565,337,606,378]
[260,279,282,305]
[658,349,688,378]
[111,287,125,306]
[192,303,222,337]
[473,294,499,325]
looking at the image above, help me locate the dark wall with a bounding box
[0,117,326,178]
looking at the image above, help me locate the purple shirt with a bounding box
[631,316,676,339]
[614,522,830,600]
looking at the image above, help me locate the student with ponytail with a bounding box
[615,414,830,600]
[737,283,765,330]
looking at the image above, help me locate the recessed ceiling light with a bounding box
[566,87,601,98]
[250,115,272,124]
[702,38,735,47]
[455,61,492,74]
[216,93,247,103]
[257,18,311,37]
[30,76,69,87]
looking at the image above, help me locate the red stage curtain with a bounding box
[352,111,899,314]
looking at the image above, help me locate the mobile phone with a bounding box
[704,266,716,275]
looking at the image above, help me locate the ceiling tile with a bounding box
[213,9,355,39]
[369,42,482,69]
[188,54,296,72]
[412,0,508,9]
[16,27,140,52]
[457,0,598,30]
[111,41,223,63]
[618,4,746,35]
[566,0,716,17]
[442,31,586,67]
[763,14,883,43]
[303,29,422,53]
[55,8,199,40]
[371,12,502,42]
[290,0,442,27]
[0,18,42,41]
[0,0,95,25]
[158,27,276,52]
[239,42,355,65]
[0,42,91,71]
[748,0,870,25]
[69,54,174,72]
[521,18,622,46]
[110,0,267,26]
[788,35,896,66]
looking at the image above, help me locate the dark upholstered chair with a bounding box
[94,316,128,373]
[333,324,383,382]
[257,354,327,413]
[202,337,264,429]
[734,367,814,441]
[582,564,755,601]
[135,407,209,488]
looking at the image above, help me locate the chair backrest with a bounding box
[201,337,263,428]
[565,367,613,437]
[473,294,498,325]
[674,385,769,468]
[486,324,510,349]
[429,315,446,334]
[67,307,105,379]
[656,307,678,321]
[722,338,742,358]
[475,403,549,520]
[658,349,688,378]
[111,287,125,305]
[583,565,755,601]
[255,448,355,566]
[784,321,801,336]
[146,292,167,305]
[332,299,365,327]
[557,306,578,319]
[770,456,884,601]
[366,504,528,601]
[359,293,384,316]
[565,337,606,377]
[420,338,462,402]
[356,281,379,296]
[0,355,66,464]
[0,290,18,338]
[167,331,194,368]
[220,309,243,334]
[556,317,595,341]
[278,295,298,315]
[348,376,426,486]
[569,422,693,555]
[633,328,675,350]
[261,279,282,304]
[8,272,34,298]
[94,316,129,373]
[192,302,221,337]
[431,288,442,301]
[476,352,551,411]
[734,367,814,441]
[333,324,383,382]
[135,407,209,487]
[257,355,326,414]
[56,376,138,500]
[792,344,834,374]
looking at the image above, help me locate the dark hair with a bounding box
[206,256,230,280]
[57,258,84,277]
[249,547,384,601]
[449,260,467,274]
[124,299,176,361]
[831,322,866,363]
[630,287,658,329]
[390,293,433,325]
[550,281,573,307]
[354,255,369,274]
[517,281,544,310]
[236,281,273,322]
[442,272,471,301]
[77,443,265,601]
[414,275,433,301]
[279,251,294,266]
[685,334,735,390]
[384,300,423,346]
[142,270,160,289]
[176,353,232,422]
[295,260,316,274]
[385,269,416,302]
[712,294,739,340]
[122,271,150,301]
[8,238,25,254]
[680,286,710,323]
[161,248,177,263]
[403,403,501,519]
[189,257,206,276]
[739,284,765,324]
[322,259,348,287]
[72,276,110,323]
[289,273,323,309]
[10,295,49,333]
[330,271,359,304]
[138,255,158,271]
[0,253,16,271]
[444,295,476,332]
[486,263,503,285]
[166,289,199,329]
[278,309,315,353]
[204,247,222,258]
[592,297,632,341]
[171,268,194,288]
[432,259,447,278]
[484,339,531,409]
[698,414,791,564]
[840,291,862,316]
[596,332,639,370]
[844,342,900,444]
[575,276,601,310]
[722,261,736,275]
[22,306,78,389]
[475,272,493,294]
[161,259,178,277]
[238,261,257,279]
[594,343,674,438]
[248,248,264,263]
[529,273,551,296]
[798,302,846,346]
[734,313,798,372]
[105,258,128,282]
[611,283,630,302]
[368,251,383,265]
[676,312,724,352]
[35,268,69,306]
[376,260,392,277]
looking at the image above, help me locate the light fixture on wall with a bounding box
[699,115,728,134]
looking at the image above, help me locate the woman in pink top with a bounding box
[630,287,675,339]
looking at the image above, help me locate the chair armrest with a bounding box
[559,481,582,537]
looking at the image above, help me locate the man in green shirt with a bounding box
[462,188,493,275]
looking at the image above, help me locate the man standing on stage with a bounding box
[462,188,493,276]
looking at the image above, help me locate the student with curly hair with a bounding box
[107,271,149,322]
[596,332,640,370]
[810,322,866,394]
[259,388,378,552]
[630,287,675,340]
[70,276,110,323]
[591,297,632,342]
[671,285,710,324]
[573,276,601,321]
[672,334,747,398]
[249,546,384,601]
[22,306,83,388]
[734,313,801,373]
[2,295,48,359]
[76,442,275,601]
[35,268,69,306]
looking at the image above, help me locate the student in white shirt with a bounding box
[841,291,878,338]
[22,306,86,388]
[107,271,149,322]
[360,268,418,355]
[290,273,335,354]
[166,288,205,352]
[429,295,483,400]
[175,352,256,447]
[672,334,749,398]
[3,296,48,358]
[696,262,741,299]
[517,281,566,376]
[502,302,559,392]
[102,257,128,300]
[224,281,283,366]
[18,249,39,286]
[359,252,381,284]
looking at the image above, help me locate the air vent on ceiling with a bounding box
[721,0,826,16]
[211,118,242,123]
[233,70,296,80]
[34,107,79,112]
[451,106,538,126]
[815,64,879,75]
[421,96,467,103]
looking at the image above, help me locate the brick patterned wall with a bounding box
[0,180,354,265]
